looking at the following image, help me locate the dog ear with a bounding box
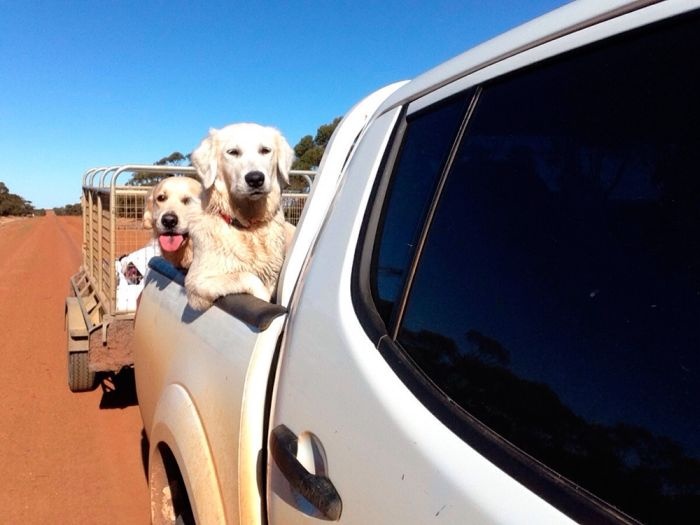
[275,131,294,187]
[143,189,154,229]
[191,128,219,189]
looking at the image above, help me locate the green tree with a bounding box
[315,118,341,147]
[53,203,82,216]
[0,181,37,216]
[291,117,341,172]
[127,151,193,186]
[157,152,190,165]
[293,135,315,164]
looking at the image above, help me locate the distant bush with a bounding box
[54,203,82,216]
[0,181,37,216]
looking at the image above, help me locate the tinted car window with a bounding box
[396,12,700,524]
[371,95,471,326]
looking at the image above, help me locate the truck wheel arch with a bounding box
[150,442,194,524]
[148,384,226,524]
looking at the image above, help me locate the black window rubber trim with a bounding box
[353,106,409,344]
[147,256,287,331]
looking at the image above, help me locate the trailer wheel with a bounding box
[66,295,97,392]
[68,351,97,392]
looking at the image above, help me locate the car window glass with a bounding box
[397,12,700,524]
[372,95,471,326]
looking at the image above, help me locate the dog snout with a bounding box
[161,212,179,229]
[244,171,265,189]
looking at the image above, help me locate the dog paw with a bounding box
[250,287,272,302]
[244,278,272,302]
[187,291,212,311]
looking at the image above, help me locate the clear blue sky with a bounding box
[1,0,567,208]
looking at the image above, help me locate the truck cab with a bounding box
[135,2,700,523]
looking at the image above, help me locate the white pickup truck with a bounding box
[134,2,700,524]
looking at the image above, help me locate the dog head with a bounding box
[143,176,203,256]
[191,123,294,205]
[120,260,143,285]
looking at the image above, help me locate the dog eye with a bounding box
[259,146,271,155]
[156,194,167,202]
[226,148,241,157]
[182,197,191,205]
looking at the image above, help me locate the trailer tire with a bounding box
[68,351,97,392]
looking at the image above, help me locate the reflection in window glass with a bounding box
[372,95,471,326]
[398,12,700,524]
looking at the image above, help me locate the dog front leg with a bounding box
[185,274,216,311]
[222,271,271,302]
[185,272,271,311]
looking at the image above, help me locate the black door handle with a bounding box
[269,424,343,521]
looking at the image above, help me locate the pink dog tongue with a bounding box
[159,234,184,252]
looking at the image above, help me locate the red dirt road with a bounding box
[0,213,149,523]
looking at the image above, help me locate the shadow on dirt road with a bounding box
[99,368,139,409]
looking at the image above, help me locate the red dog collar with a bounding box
[219,212,247,228]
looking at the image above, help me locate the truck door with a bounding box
[265,98,576,523]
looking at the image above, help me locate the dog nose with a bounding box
[245,171,265,189]
[161,213,178,229]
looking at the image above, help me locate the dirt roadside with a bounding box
[0,213,149,523]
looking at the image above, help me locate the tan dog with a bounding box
[143,176,203,269]
[185,122,295,310]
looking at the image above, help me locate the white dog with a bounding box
[185,123,295,310]
[143,176,203,269]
